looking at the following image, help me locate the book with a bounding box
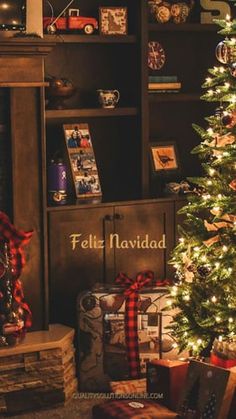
[148,75,178,83]
[148,90,180,93]
[148,82,181,90]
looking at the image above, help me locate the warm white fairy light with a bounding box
[167,300,172,307]
[201,255,207,262]
[216,89,221,94]
[207,180,213,186]
[184,331,188,337]
[171,286,178,296]
[218,194,223,199]
[194,246,200,252]
[209,168,216,176]
[208,89,214,96]
[231,95,236,103]
[207,128,214,136]
[197,339,202,345]
[224,82,230,89]
[229,317,233,323]
[203,194,211,200]
[219,66,225,73]
[216,316,221,323]
[183,294,190,301]
[223,245,228,252]
[219,335,223,342]
[179,237,185,243]
[172,343,178,349]
[211,296,217,303]
[206,77,212,84]
[228,267,233,274]
[215,262,220,269]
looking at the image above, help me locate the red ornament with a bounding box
[221,112,236,128]
[229,179,236,191]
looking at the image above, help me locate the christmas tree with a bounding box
[168,14,236,357]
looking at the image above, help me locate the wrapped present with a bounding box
[210,337,236,369]
[147,359,189,411]
[92,399,178,419]
[210,353,236,369]
[178,360,236,419]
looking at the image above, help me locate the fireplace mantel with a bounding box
[0,38,54,330]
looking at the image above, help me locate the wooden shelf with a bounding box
[44,34,137,44]
[148,23,218,32]
[149,93,201,102]
[46,107,138,121]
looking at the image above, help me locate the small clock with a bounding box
[148,41,166,71]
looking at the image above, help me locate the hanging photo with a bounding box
[63,124,102,199]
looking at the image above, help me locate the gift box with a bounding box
[178,360,236,419]
[210,353,236,369]
[92,399,178,419]
[147,359,189,411]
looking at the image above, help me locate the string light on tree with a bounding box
[169,15,236,360]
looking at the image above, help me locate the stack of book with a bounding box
[148,76,181,93]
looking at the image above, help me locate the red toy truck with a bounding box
[43,1,98,35]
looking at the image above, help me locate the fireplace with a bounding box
[77,285,185,392]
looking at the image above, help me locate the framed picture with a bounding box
[99,7,128,35]
[63,123,102,199]
[150,141,180,174]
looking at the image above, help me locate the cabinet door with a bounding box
[48,206,114,326]
[113,202,174,281]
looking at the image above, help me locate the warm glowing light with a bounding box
[215,262,220,269]
[224,82,230,89]
[223,245,228,252]
[1,3,10,9]
[211,296,217,303]
[209,168,215,176]
[216,316,221,323]
[197,339,202,345]
[183,295,190,301]
[229,317,233,323]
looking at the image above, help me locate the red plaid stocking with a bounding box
[116,271,154,378]
[0,212,33,329]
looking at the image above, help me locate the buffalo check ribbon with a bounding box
[0,212,33,329]
[116,271,154,378]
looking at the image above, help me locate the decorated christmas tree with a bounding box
[168,14,236,358]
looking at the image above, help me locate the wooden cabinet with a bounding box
[48,199,175,326]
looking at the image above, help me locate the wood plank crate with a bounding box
[0,324,77,414]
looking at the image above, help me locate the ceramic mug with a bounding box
[97,89,120,109]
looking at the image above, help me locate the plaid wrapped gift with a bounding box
[92,399,178,419]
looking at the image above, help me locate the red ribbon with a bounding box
[116,271,154,378]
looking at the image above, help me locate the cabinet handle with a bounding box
[104,214,114,221]
[114,213,124,221]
